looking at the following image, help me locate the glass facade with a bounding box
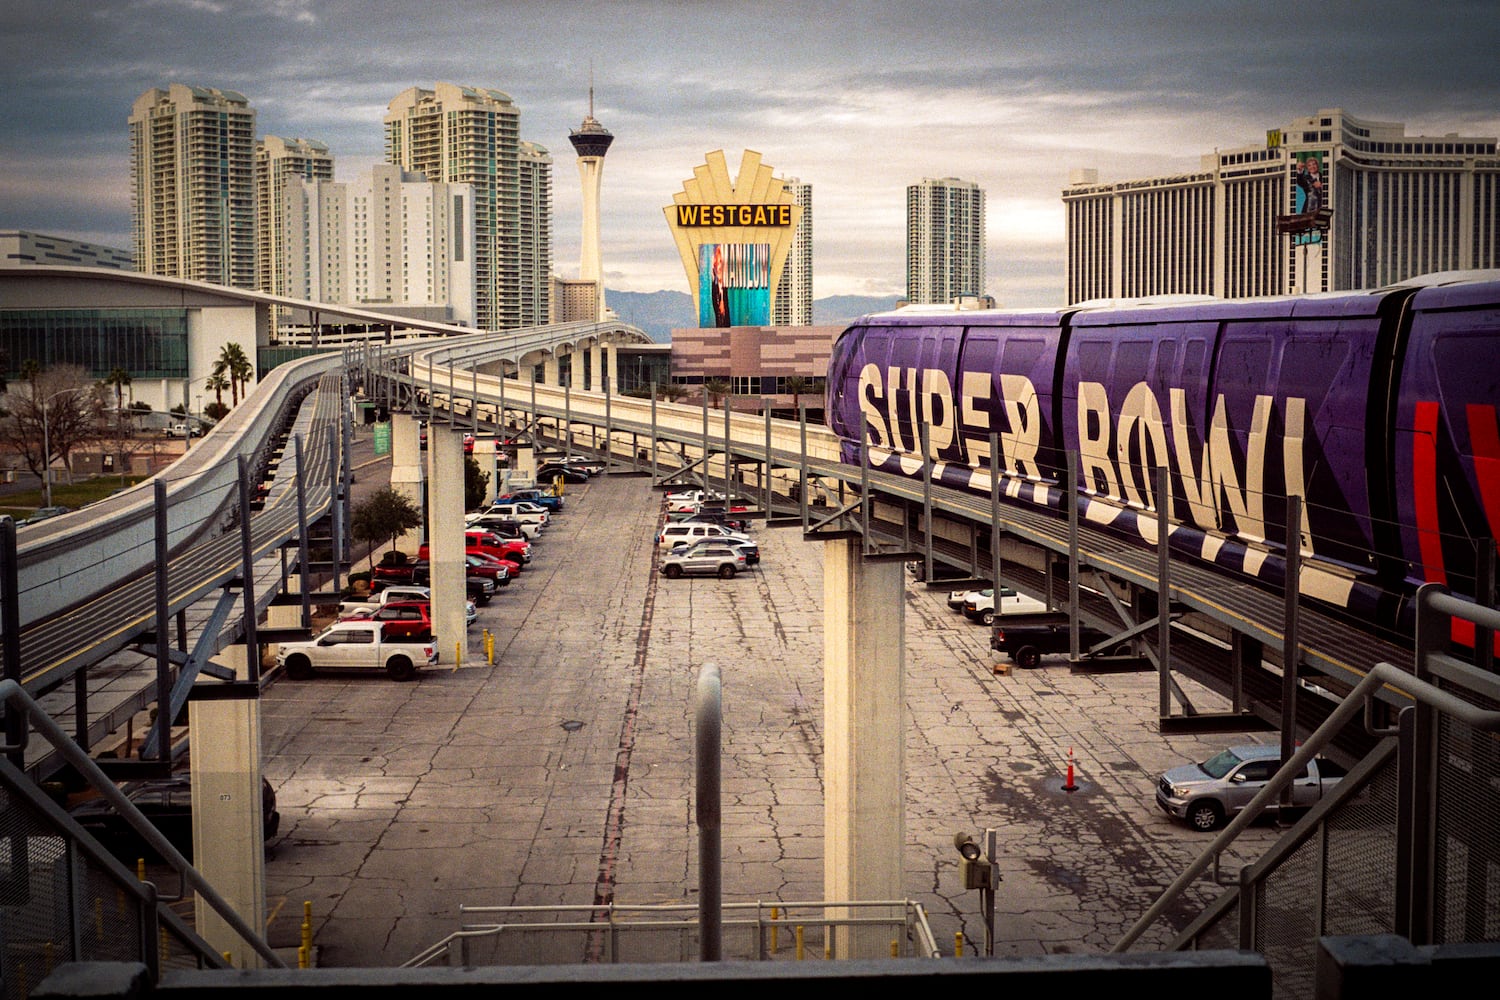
[0,309,189,380]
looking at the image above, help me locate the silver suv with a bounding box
[660,543,747,579]
[1155,744,1347,831]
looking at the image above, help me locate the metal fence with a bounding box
[405,899,941,967]
[0,774,213,1000]
[1116,585,1500,1000]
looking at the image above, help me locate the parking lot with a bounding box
[259,460,1290,965]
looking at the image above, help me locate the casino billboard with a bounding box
[663,150,804,328]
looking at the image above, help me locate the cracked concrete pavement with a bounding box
[259,465,1288,966]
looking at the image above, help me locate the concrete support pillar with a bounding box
[473,437,501,506]
[821,538,905,959]
[428,425,468,666]
[190,644,265,967]
[391,412,424,555]
[569,349,584,393]
[544,355,560,388]
[589,343,603,392]
[605,342,619,394]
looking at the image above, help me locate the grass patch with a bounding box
[0,476,152,520]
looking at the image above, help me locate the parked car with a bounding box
[371,550,421,587]
[558,456,605,476]
[344,600,435,639]
[498,488,563,512]
[19,505,71,525]
[660,543,747,579]
[657,522,753,549]
[667,510,751,532]
[536,463,591,484]
[665,487,722,501]
[69,775,280,862]
[671,537,760,566]
[407,556,511,594]
[351,597,476,632]
[480,501,549,528]
[418,538,524,575]
[163,423,199,439]
[275,620,438,680]
[961,587,1049,626]
[465,514,540,541]
[989,614,1114,669]
[340,585,479,618]
[1155,744,1349,831]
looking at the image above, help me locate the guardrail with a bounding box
[1113,585,1500,995]
[0,677,284,992]
[404,899,941,967]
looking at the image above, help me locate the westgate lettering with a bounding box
[674,204,794,227]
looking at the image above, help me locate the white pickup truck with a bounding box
[163,423,199,439]
[275,620,438,681]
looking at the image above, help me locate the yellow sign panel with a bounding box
[662,150,804,328]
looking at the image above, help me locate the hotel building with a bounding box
[772,178,813,326]
[280,164,476,329]
[384,83,550,332]
[129,84,256,288]
[255,136,333,300]
[1063,108,1500,303]
[907,177,986,305]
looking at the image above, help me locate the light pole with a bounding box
[38,387,86,510]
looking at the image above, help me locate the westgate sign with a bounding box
[674,204,794,227]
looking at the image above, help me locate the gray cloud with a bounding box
[3,0,1496,307]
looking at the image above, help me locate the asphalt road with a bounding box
[257,453,1289,966]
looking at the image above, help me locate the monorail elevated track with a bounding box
[388,343,1415,756]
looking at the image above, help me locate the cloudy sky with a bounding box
[2,0,1497,307]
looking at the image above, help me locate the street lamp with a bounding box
[38,387,87,510]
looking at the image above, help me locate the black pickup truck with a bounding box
[989,612,1117,669]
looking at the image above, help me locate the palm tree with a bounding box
[703,378,731,409]
[103,368,132,416]
[782,375,812,416]
[206,366,230,410]
[218,343,253,406]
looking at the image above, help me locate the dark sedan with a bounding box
[69,775,280,861]
[536,463,591,484]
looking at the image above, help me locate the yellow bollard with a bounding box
[222,951,232,966]
[160,926,170,962]
[770,906,779,953]
[890,940,899,958]
[137,858,145,882]
[44,941,55,975]
[454,641,462,671]
[955,931,964,957]
[795,924,805,961]
[301,899,313,967]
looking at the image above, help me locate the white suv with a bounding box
[657,522,753,549]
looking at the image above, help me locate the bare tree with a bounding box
[0,365,106,482]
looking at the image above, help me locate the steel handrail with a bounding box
[1113,587,1500,953]
[0,677,287,968]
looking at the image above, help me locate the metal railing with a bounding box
[1114,585,1500,998]
[404,898,941,968]
[0,677,285,996]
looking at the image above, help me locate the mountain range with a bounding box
[604,289,902,342]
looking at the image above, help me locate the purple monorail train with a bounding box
[825,271,1500,648]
